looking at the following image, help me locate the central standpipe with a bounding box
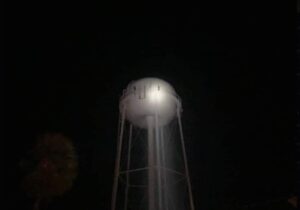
[147,113,163,210]
[155,111,163,210]
[146,116,155,210]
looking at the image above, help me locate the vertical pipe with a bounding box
[160,127,169,210]
[155,112,163,210]
[124,124,133,210]
[111,107,126,210]
[147,116,155,210]
[177,108,195,210]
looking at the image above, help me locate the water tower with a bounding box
[111,78,195,210]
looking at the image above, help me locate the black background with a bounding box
[5,2,297,210]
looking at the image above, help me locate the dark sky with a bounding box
[5,3,297,210]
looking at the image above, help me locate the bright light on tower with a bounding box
[148,86,166,104]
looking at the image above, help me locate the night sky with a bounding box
[5,3,297,210]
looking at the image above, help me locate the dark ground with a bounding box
[4,2,298,210]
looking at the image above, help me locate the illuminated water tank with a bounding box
[111,78,195,210]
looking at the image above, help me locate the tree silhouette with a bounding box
[21,133,78,210]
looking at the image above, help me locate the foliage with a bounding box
[21,133,78,202]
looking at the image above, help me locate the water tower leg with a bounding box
[111,109,126,210]
[124,123,133,210]
[147,116,155,210]
[177,108,195,210]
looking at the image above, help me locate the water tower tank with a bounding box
[120,78,180,128]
